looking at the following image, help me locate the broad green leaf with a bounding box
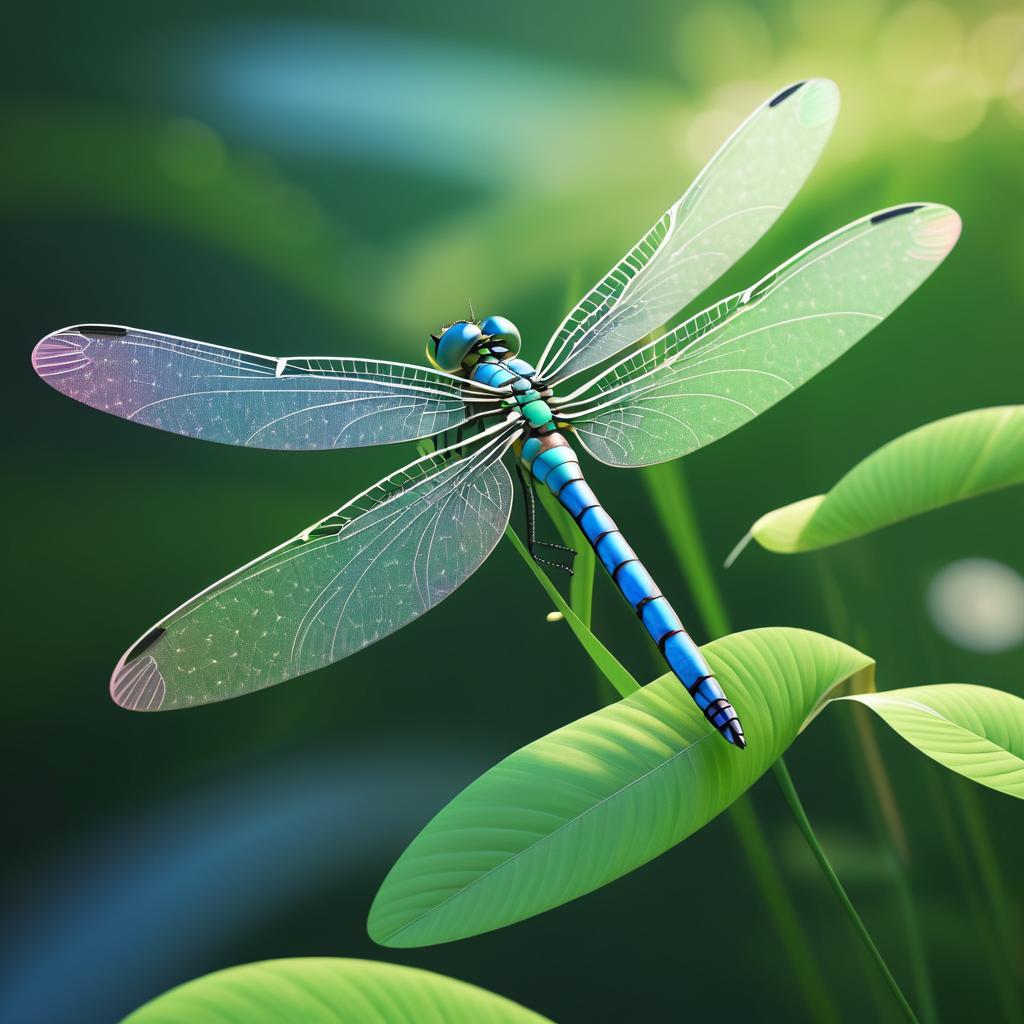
[504,526,639,698]
[841,685,1024,799]
[369,628,873,947]
[733,406,1024,560]
[121,957,553,1024]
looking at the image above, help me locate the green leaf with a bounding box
[733,406,1024,560]
[504,526,639,698]
[121,958,553,1023]
[369,627,873,947]
[841,685,1024,799]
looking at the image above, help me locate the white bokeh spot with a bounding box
[926,558,1024,654]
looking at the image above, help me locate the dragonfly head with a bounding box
[428,315,521,371]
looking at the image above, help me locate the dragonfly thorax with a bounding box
[468,354,556,430]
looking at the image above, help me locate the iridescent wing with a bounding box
[556,204,961,467]
[534,79,841,384]
[32,325,500,449]
[109,422,520,711]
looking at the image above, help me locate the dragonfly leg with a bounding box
[515,462,576,575]
[427,425,465,461]
[423,427,447,456]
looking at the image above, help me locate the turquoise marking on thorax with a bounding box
[522,398,553,427]
[470,356,554,429]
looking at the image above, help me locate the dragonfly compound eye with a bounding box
[479,315,521,358]
[430,320,482,371]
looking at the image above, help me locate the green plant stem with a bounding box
[505,526,638,699]
[848,700,911,864]
[641,463,730,639]
[950,778,1022,983]
[727,794,841,1024]
[926,771,1022,1023]
[641,462,840,1024]
[909,610,1021,1019]
[772,758,920,1024]
[518,457,921,1023]
[536,486,613,705]
[646,461,926,1023]
[890,854,938,1024]
[843,708,938,1024]
[818,559,939,1023]
[519,467,838,1021]
[818,561,912,860]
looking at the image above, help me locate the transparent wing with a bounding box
[557,204,961,467]
[109,422,520,711]
[32,324,499,449]
[535,79,840,384]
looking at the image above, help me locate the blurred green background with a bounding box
[2,2,1022,1021]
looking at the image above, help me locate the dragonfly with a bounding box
[32,79,960,747]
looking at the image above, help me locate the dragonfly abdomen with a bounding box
[521,430,746,749]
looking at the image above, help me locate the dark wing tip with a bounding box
[69,324,128,337]
[32,324,129,378]
[769,81,806,107]
[124,626,167,662]
[870,204,926,225]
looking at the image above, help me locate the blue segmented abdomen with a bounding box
[522,431,746,748]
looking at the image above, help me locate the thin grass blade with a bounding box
[504,527,638,697]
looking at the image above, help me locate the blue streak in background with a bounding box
[176,22,661,189]
[0,746,476,1024]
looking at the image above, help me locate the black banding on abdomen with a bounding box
[688,673,713,696]
[657,628,687,653]
[611,559,640,583]
[554,471,585,498]
[546,459,743,744]
[571,504,600,524]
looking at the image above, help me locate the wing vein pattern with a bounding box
[109,423,519,710]
[557,204,961,466]
[32,326,500,449]
[535,78,841,383]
